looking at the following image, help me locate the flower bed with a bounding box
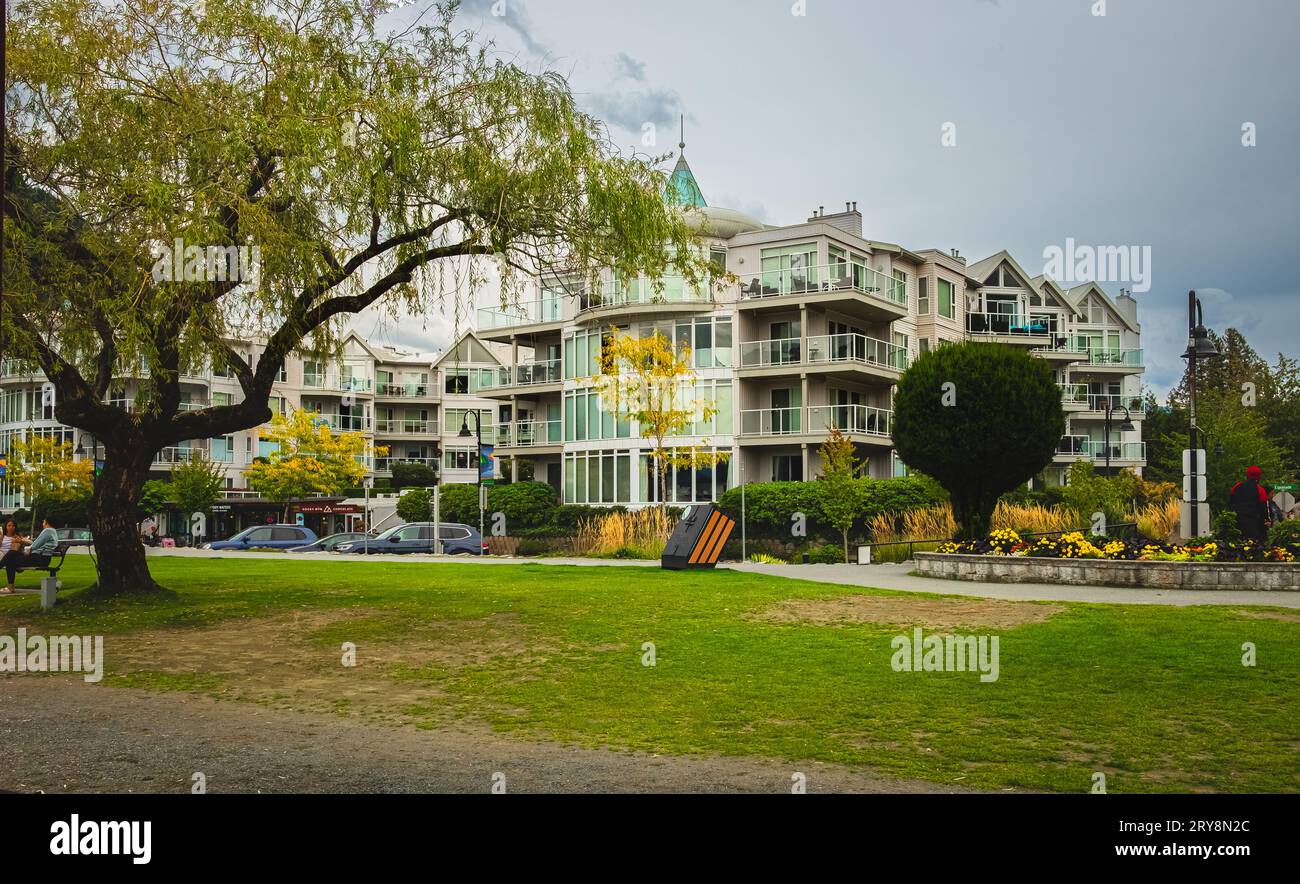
[918,530,1299,590]
[935,531,1296,563]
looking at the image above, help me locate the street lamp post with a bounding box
[1102,402,1136,477]
[1181,290,1222,538]
[458,411,484,549]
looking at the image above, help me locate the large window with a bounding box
[918,277,930,315]
[564,388,631,442]
[675,316,733,368]
[640,447,730,505]
[564,450,634,504]
[760,243,819,294]
[938,278,955,319]
[772,455,802,482]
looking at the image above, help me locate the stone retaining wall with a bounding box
[914,553,1299,590]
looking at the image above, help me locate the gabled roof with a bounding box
[1065,282,1140,333]
[433,328,504,369]
[967,250,1041,293]
[1029,275,1083,315]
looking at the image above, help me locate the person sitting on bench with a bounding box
[1,516,58,595]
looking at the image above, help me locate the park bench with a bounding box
[12,545,69,610]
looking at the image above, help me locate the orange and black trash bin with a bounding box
[661,504,735,570]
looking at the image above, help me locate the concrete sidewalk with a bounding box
[59,547,1300,608]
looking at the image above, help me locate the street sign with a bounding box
[1179,502,1210,540]
[1272,483,1297,492]
[1182,449,1206,476]
[1274,492,1296,514]
[1182,475,1207,503]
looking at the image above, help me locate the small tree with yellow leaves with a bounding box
[244,410,377,520]
[593,329,730,505]
[7,435,95,533]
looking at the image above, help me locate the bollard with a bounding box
[40,575,59,611]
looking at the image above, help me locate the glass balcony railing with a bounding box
[738,406,893,438]
[1083,349,1144,367]
[966,311,1060,338]
[311,414,371,432]
[375,382,432,398]
[807,404,892,437]
[374,419,434,434]
[738,335,906,371]
[1084,394,1146,414]
[303,375,373,393]
[740,407,803,436]
[374,456,438,472]
[586,274,713,310]
[738,263,907,308]
[1058,437,1146,460]
[1059,384,1089,407]
[477,297,565,330]
[154,446,204,464]
[495,420,563,448]
[807,333,907,371]
[483,358,563,390]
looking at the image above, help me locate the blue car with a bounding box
[335,522,486,555]
[205,524,318,550]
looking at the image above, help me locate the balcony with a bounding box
[738,405,893,443]
[154,446,205,465]
[303,375,374,394]
[737,263,908,323]
[375,456,439,472]
[576,275,715,320]
[1080,394,1146,417]
[480,358,563,394]
[375,419,435,435]
[477,296,566,338]
[375,382,434,399]
[1080,349,1144,371]
[1056,436,1146,462]
[311,414,372,433]
[1059,384,1089,410]
[494,420,563,449]
[737,334,906,382]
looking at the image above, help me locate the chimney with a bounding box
[808,200,863,238]
[1116,287,1139,325]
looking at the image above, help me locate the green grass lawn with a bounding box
[2,556,1297,793]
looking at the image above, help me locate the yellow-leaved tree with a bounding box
[243,411,379,520]
[7,435,95,533]
[593,329,730,506]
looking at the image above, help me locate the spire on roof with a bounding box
[664,115,707,208]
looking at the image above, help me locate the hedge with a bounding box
[717,477,944,543]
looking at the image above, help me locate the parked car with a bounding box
[336,522,486,555]
[55,527,94,549]
[287,532,368,553]
[205,525,318,550]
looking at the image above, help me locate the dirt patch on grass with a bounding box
[754,594,1063,630]
[105,608,551,725]
[1232,609,1300,623]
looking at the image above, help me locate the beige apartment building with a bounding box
[477,150,1145,507]
[0,150,1145,518]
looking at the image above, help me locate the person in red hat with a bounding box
[1228,465,1269,543]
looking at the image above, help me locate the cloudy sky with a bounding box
[360,0,1300,396]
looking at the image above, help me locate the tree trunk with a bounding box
[86,449,170,597]
[952,489,997,541]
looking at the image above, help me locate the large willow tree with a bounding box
[2,0,707,595]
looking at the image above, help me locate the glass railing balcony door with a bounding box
[375,419,431,434]
[1058,435,1090,456]
[808,404,892,437]
[1086,394,1145,414]
[500,419,563,447]
[1079,439,1146,461]
[967,311,1054,337]
[512,359,562,387]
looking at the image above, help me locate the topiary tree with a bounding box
[390,462,438,491]
[893,342,1065,539]
[396,488,431,525]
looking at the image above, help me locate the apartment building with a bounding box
[0,150,1145,519]
[0,331,508,526]
[476,150,1145,506]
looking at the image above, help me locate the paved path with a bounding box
[56,549,1299,607]
[0,677,968,795]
